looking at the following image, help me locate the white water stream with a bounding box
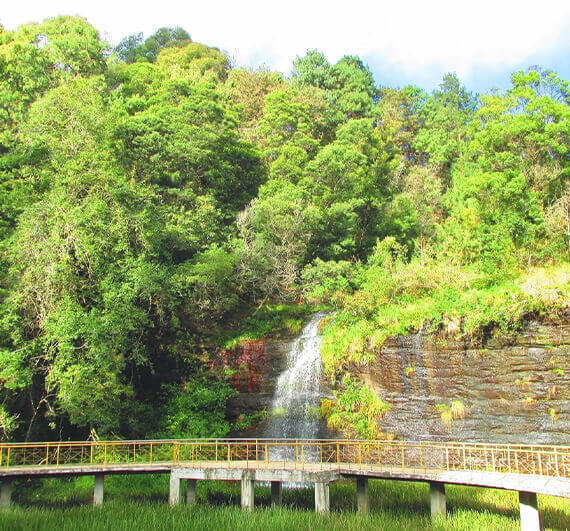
[264,311,328,455]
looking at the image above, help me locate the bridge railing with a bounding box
[0,439,568,478]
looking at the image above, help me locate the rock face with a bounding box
[357,317,570,444]
[224,315,569,444]
[224,338,290,425]
[213,339,268,394]
[224,316,333,438]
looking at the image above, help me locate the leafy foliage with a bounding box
[158,380,235,438]
[320,375,390,439]
[0,15,568,443]
[114,27,191,64]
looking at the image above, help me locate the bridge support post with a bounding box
[519,491,541,531]
[0,480,12,508]
[314,481,330,514]
[93,474,104,506]
[241,472,254,511]
[271,481,282,506]
[430,482,446,520]
[186,479,197,505]
[169,473,182,506]
[356,476,369,514]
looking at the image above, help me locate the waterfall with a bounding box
[264,311,328,450]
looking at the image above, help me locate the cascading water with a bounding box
[264,311,329,458]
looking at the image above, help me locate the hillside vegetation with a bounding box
[0,16,568,442]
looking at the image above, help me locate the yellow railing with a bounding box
[0,439,568,478]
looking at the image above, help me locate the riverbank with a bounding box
[2,476,569,530]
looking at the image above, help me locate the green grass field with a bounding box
[1,475,568,530]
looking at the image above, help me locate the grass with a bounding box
[1,475,569,530]
[320,263,570,376]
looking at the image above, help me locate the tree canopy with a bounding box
[0,16,567,442]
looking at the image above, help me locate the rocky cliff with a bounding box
[224,314,569,444]
[356,316,569,444]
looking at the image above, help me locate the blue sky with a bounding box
[2,0,570,94]
[365,29,570,93]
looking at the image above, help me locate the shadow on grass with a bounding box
[445,486,570,530]
[14,475,171,510]
[9,476,570,529]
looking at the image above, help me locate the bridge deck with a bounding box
[1,440,566,529]
[2,459,568,497]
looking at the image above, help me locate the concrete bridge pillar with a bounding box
[93,474,104,506]
[0,480,12,508]
[430,482,446,520]
[519,491,541,531]
[314,481,330,514]
[169,473,182,506]
[241,472,254,510]
[186,479,197,504]
[270,481,282,506]
[356,476,369,514]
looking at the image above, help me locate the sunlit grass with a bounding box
[321,263,570,375]
[1,476,568,530]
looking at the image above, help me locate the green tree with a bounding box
[444,166,543,265]
[223,68,285,143]
[376,85,427,170]
[155,42,229,83]
[144,27,191,62]
[0,16,107,151]
[258,86,326,162]
[442,68,570,264]
[415,73,478,184]
[293,50,378,127]
[113,81,263,221]
[114,32,144,63]
[114,27,191,64]
[469,69,569,201]
[237,180,316,299]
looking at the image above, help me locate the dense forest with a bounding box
[0,16,568,442]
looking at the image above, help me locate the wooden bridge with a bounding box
[1,438,568,529]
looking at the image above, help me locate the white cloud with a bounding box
[2,0,569,79]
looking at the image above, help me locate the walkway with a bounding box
[1,438,568,530]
